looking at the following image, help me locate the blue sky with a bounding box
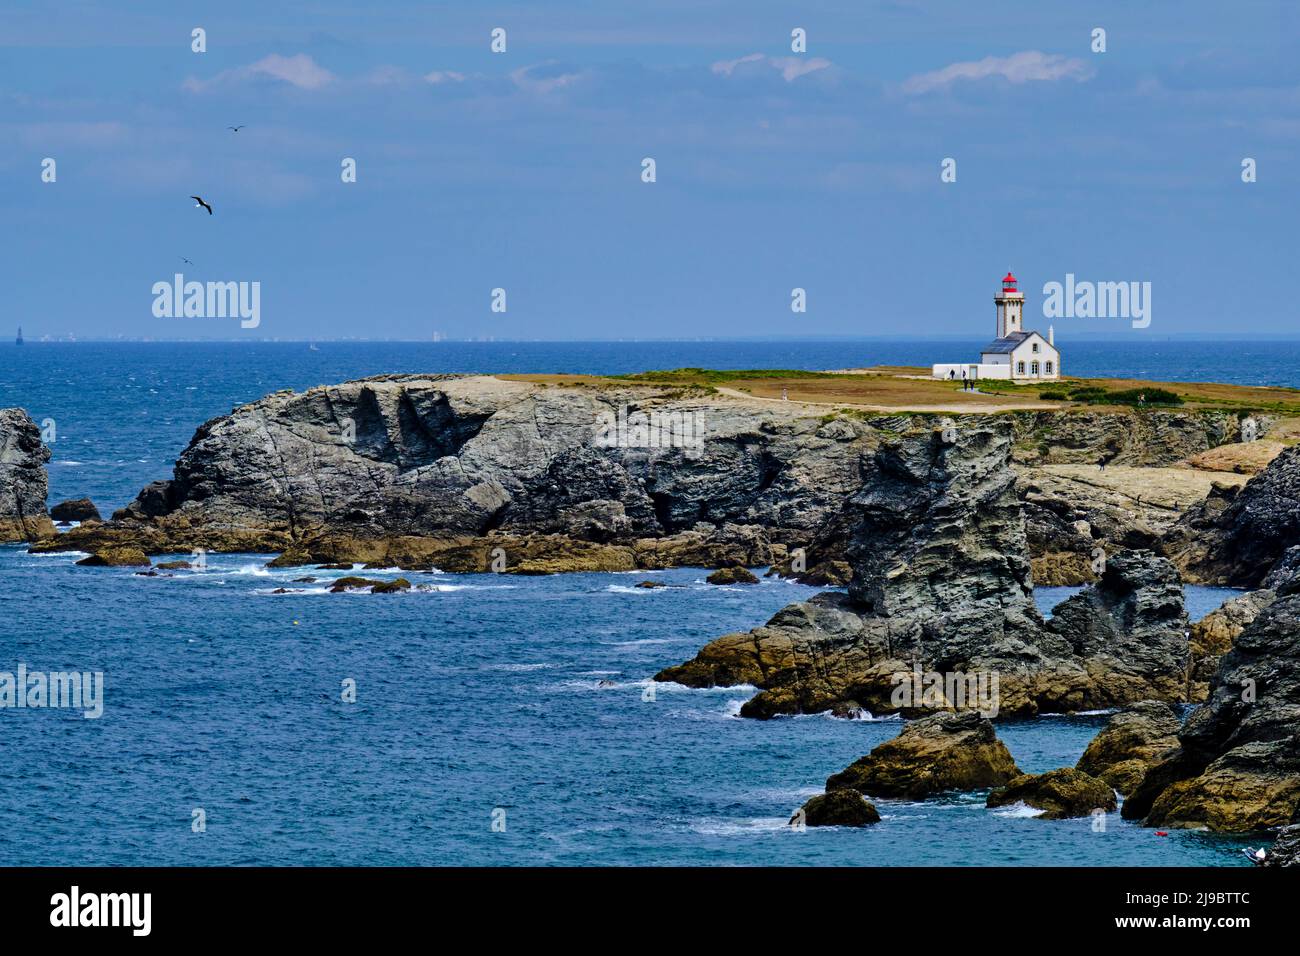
[3,0,1299,340]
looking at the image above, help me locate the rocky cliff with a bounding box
[0,408,54,543]
[657,422,1194,718]
[1162,443,1300,587]
[1122,578,1300,832]
[37,376,1248,579]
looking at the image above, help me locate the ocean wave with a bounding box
[989,801,1045,819]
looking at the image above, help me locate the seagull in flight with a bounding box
[180,257,194,266]
[191,195,213,215]
[227,125,245,132]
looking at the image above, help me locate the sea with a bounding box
[0,339,1288,866]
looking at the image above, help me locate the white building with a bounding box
[932,272,1061,382]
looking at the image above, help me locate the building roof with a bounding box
[981,329,1053,354]
[981,332,1030,353]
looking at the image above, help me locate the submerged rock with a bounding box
[706,566,758,585]
[1076,701,1181,795]
[986,768,1117,819]
[155,560,192,570]
[328,576,385,592]
[0,408,54,543]
[794,790,880,828]
[825,712,1021,799]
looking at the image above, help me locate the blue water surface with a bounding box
[0,340,1274,865]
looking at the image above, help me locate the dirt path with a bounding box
[712,385,1059,415]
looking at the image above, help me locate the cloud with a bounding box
[424,70,466,85]
[902,51,1093,94]
[711,53,833,82]
[509,63,588,95]
[184,54,335,92]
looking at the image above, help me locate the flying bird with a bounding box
[180,257,194,266]
[227,125,245,132]
[191,195,213,215]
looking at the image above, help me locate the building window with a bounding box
[1032,342,1040,353]
[1031,361,1040,375]
[1017,361,1026,375]
[1045,361,1054,375]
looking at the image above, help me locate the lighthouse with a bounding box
[995,272,1024,338]
[931,271,1062,383]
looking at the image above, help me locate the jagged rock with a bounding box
[1163,444,1300,586]
[1044,550,1191,706]
[0,408,54,542]
[766,554,852,586]
[986,768,1117,819]
[659,423,1185,718]
[46,375,874,561]
[1019,465,1240,586]
[1262,825,1300,867]
[1076,701,1181,795]
[49,497,101,523]
[1123,584,1300,832]
[825,712,1021,799]
[706,566,758,585]
[1187,590,1275,700]
[1008,409,1248,469]
[32,375,1245,577]
[793,790,880,827]
[370,578,411,594]
[76,547,150,567]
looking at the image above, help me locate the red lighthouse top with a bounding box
[1002,272,1017,288]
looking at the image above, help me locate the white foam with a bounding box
[990,801,1045,819]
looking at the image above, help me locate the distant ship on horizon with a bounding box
[15,326,22,345]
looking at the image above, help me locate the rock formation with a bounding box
[1263,825,1300,867]
[50,497,101,523]
[1163,443,1300,587]
[27,376,1245,580]
[658,422,1193,718]
[824,712,1021,799]
[1044,550,1191,706]
[0,408,54,543]
[1075,701,1181,795]
[986,768,1117,819]
[1188,590,1275,700]
[793,790,880,827]
[1123,580,1300,832]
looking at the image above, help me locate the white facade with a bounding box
[932,272,1062,382]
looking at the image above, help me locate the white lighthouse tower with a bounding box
[995,271,1023,337]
